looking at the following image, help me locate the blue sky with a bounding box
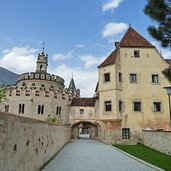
[0,0,170,97]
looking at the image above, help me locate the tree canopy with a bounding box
[144,0,171,48]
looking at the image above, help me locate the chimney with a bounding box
[115,42,120,48]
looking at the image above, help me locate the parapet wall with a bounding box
[142,130,171,155]
[17,72,64,86]
[0,112,71,171]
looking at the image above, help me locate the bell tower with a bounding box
[36,42,48,73]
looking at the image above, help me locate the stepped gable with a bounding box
[70,98,96,107]
[119,27,155,48]
[98,49,118,68]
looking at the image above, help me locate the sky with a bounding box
[0,0,171,97]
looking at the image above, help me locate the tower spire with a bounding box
[43,42,45,54]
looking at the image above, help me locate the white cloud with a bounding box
[52,50,74,61]
[51,64,98,97]
[0,46,38,74]
[102,0,123,12]
[102,22,128,38]
[80,54,105,69]
[75,44,85,48]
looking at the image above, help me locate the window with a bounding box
[80,109,84,114]
[5,105,9,113]
[130,74,137,83]
[104,73,110,82]
[152,74,159,83]
[56,106,59,115]
[59,107,62,116]
[134,50,140,58]
[19,104,25,114]
[56,106,61,116]
[133,102,141,112]
[153,102,161,112]
[119,72,122,82]
[105,101,112,112]
[122,128,130,139]
[38,105,44,114]
[119,101,123,112]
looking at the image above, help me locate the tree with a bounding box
[144,0,171,47]
[0,89,6,102]
[162,66,171,82]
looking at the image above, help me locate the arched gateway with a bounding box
[71,120,100,139]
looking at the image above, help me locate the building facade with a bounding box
[0,27,170,144]
[70,27,171,143]
[0,52,80,125]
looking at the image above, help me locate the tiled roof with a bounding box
[70,98,96,107]
[119,27,155,48]
[98,49,118,68]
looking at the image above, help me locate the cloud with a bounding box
[75,44,85,48]
[52,50,74,61]
[80,54,105,69]
[0,46,38,74]
[51,64,98,97]
[102,22,128,38]
[102,0,124,12]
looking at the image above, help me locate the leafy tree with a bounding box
[0,89,6,102]
[144,0,171,47]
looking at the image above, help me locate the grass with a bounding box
[113,144,171,171]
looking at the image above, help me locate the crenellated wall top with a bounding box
[17,72,64,85]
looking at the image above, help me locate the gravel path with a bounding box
[42,139,159,171]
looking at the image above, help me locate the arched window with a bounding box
[40,65,43,70]
[56,106,59,115]
[38,105,45,114]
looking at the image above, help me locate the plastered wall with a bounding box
[0,112,71,171]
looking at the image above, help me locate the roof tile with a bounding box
[119,27,155,48]
[70,98,96,107]
[98,49,118,68]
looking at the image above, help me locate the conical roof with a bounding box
[68,77,76,93]
[119,27,155,48]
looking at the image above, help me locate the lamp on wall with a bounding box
[164,86,171,127]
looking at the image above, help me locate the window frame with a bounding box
[152,74,159,84]
[122,128,130,139]
[130,73,137,83]
[134,50,140,58]
[119,101,123,112]
[119,72,122,82]
[105,101,112,112]
[133,101,141,112]
[153,102,161,112]
[80,109,84,114]
[104,73,110,82]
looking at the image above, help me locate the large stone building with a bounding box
[0,27,170,143]
[69,27,171,143]
[0,51,80,125]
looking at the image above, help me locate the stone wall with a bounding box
[142,130,171,155]
[0,112,71,171]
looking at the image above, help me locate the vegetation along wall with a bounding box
[0,112,71,171]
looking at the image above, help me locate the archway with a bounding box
[71,121,99,140]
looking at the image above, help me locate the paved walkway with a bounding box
[42,139,159,171]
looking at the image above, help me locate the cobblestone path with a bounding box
[42,139,160,171]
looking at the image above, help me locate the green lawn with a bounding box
[113,144,171,171]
